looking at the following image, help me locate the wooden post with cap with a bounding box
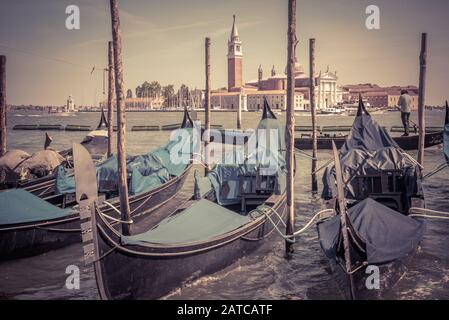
[417,33,427,167]
[107,41,115,158]
[0,55,6,157]
[204,37,211,174]
[309,38,318,192]
[285,0,297,253]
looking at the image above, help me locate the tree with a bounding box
[126,89,133,99]
[162,85,175,108]
[149,81,162,98]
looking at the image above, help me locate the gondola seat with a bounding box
[121,199,253,245]
[354,170,405,213]
[0,189,74,226]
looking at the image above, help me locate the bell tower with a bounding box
[227,15,243,91]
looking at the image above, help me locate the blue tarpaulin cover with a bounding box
[56,128,195,196]
[0,189,73,226]
[317,198,424,264]
[121,199,251,245]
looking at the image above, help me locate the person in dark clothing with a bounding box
[398,89,412,136]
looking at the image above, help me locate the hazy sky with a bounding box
[0,0,448,106]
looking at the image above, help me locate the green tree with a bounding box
[126,89,133,99]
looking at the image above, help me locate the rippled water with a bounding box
[1,110,448,300]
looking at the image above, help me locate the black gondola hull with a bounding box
[295,131,443,150]
[0,165,191,261]
[92,194,287,300]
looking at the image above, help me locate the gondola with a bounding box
[76,101,288,300]
[0,109,111,196]
[0,110,195,261]
[316,98,426,299]
[295,129,443,150]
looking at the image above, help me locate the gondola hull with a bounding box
[295,130,443,150]
[327,251,415,300]
[0,164,192,261]
[91,194,287,300]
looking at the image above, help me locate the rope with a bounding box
[96,204,133,224]
[423,162,448,179]
[410,207,449,215]
[409,214,449,220]
[0,43,105,71]
[93,245,118,263]
[101,200,121,215]
[294,148,316,160]
[312,157,334,175]
[401,151,424,169]
[409,207,449,221]
[247,206,335,243]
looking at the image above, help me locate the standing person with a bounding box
[398,89,412,136]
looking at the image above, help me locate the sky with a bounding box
[0,0,448,106]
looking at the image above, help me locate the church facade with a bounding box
[211,16,343,111]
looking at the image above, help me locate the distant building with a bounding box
[66,95,76,112]
[342,84,419,110]
[100,96,165,110]
[209,15,341,111]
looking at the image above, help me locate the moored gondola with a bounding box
[76,102,289,299]
[316,98,426,299]
[295,129,443,150]
[0,110,195,261]
[0,109,111,195]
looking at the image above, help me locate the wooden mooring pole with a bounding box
[0,56,6,157]
[285,0,297,253]
[107,41,115,158]
[204,37,211,174]
[417,33,427,167]
[309,38,318,192]
[110,0,131,235]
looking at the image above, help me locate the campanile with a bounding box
[227,15,243,91]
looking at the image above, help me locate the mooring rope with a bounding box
[423,162,448,179]
[294,148,316,160]
[409,207,449,220]
[248,206,335,243]
[96,204,133,224]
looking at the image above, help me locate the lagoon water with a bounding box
[1,110,448,300]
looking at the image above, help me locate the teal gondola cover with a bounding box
[121,199,251,245]
[56,128,196,196]
[0,189,73,225]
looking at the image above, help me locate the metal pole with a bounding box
[110,0,131,235]
[285,0,297,253]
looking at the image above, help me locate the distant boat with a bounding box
[319,107,344,115]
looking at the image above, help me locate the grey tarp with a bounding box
[322,113,422,200]
[121,199,251,245]
[317,198,424,264]
[205,116,287,205]
[0,189,73,225]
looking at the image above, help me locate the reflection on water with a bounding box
[1,110,448,300]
